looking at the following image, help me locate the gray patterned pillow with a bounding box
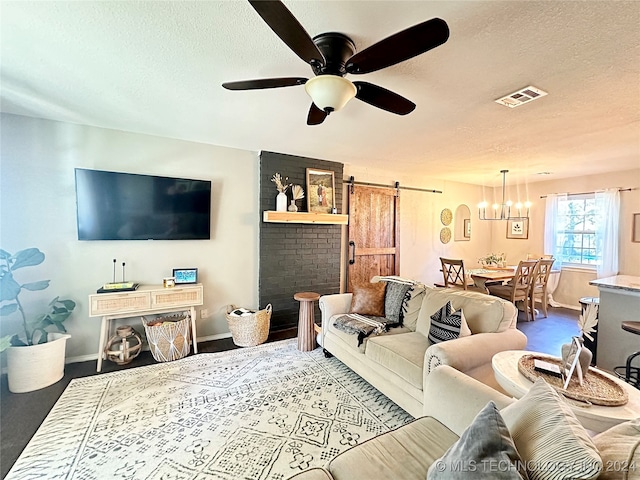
[383,281,413,324]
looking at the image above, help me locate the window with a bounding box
[556,194,598,266]
[545,189,620,275]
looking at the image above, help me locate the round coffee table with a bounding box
[492,350,640,433]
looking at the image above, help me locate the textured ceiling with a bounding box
[1,1,639,186]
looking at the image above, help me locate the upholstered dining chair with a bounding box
[528,258,555,319]
[439,258,484,292]
[487,259,539,321]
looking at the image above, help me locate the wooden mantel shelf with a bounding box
[263,211,349,225]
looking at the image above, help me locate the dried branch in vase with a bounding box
[271,173,291,193]
[292,185,305,200]
[578,303,598,341]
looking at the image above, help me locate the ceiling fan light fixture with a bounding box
[304,75,356,113]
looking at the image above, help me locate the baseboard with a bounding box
[64,332,233,365]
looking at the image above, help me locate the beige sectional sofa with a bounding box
[318,281,527,418]
[289,365,640,480]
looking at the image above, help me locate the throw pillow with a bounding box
[592,417,640,480]
[427,401,527,479]
[383,280,413,324]
[500,378,602,480]
[428,301,471,344]
[349,282,386,317]
[375,276,426,331]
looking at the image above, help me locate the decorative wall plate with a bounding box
[440,227,452,244]
[440,208,453,226]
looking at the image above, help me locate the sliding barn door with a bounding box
[347,185,400,291]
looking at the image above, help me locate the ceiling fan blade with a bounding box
[354,81,416,115]
[307,103,327,125]
[222,77,308,90]
[346,18,449,75]
[249,0,325,68]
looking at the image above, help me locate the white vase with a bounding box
[276,192,287,212]
[561,336,592,384]
[288,200,298,212]
[6,332,71,393]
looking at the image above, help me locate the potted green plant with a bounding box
[479,252,506,268]
[1,248,76,393]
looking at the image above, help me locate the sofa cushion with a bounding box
[325,416,458,480]
[327,315,412,353]
[428,301,471,345]
[592,417,640,480]
[500,378,602,480]
[349,282,386,316]
[365,332,429,389]
[427,401,527,479]
[416,288,514,336]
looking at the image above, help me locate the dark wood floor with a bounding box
[0,309,579,478]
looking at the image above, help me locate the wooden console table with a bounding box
[89,284,203,372]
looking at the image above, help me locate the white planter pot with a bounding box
[6,332,71,393]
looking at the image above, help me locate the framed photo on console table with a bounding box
[506,218,529,239]
[173,268,198,284]
[306,168,335,214]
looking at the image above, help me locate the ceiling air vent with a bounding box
[495,86,548,108]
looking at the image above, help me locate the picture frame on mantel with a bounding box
[633,213,640,243]
[306,168,335,214]
[506,218,529,239]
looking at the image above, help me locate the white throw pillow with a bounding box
[500,378,602,480]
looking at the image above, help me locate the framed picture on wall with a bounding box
[306,168,335,213]
[464,219,471,238]
[633,213,640,243]
[506,218,529,239]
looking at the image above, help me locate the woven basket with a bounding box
[142,313,191,362]
[225,304,272,347]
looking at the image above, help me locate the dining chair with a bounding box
[487,259,539,321]
[439,258,485,292]
[528,258,555,319]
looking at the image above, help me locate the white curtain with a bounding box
[544,193,567,269]
[595,188,620,278]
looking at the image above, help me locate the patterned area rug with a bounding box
[6,339,412,480]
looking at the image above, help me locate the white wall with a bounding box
[0,113,260,360]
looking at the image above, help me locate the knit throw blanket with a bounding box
[333,313,400,346]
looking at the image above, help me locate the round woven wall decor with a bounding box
[440,208,453,226]
[440,227,451,244]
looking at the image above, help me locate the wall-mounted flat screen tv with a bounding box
[75,168,211,240]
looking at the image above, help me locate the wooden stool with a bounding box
[614,321,640,388]
[294,292,320,352]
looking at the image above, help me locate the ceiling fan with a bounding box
[222,0,449,125]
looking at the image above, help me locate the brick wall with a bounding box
[259,151,344,331]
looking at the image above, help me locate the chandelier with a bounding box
[478,170,530,221]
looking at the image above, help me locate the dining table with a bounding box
[467,266,516,293]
